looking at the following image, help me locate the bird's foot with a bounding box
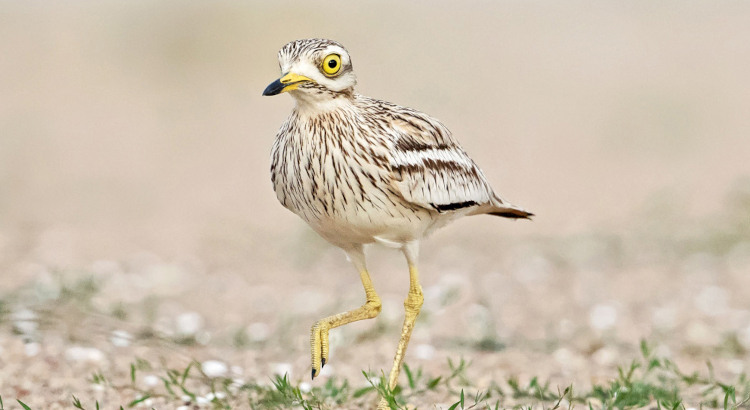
[310,321,330,379]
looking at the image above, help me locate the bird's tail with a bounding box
[470,195,534,220]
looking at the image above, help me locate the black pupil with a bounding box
[328,59,337,69]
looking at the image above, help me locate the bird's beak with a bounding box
[262,72,314,96]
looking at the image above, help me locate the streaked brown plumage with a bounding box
[263,38,532,409]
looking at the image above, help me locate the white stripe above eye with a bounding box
[391,147,473,168]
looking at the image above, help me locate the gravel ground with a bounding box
[1,200,749,408]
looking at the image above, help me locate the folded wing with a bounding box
[385,109,532,219]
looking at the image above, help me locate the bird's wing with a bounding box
[384,108,500,214]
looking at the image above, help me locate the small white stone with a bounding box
[231,365,243,376]
[180,395,192,402]
[205,393,215,401]
[320,364,333,377]
[272,362,293,377]
[414,344,435,360]
[142,399,153,407]
[176,406,190,410]
[176,312,203,335]
[728,359,744,374]
[590,304,617,330]
[143,375,159,387]
[214,392,226,399]
[65,346,105,363]
[592,347,617,366]
[24,342,41,357]
[247,322,270,342]
[299,382,312,393]
[110,330,133,347]
[12,308,38,335]
[195,396,209,405]
[202,360,228,378]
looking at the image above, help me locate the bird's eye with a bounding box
[322,54,341,76]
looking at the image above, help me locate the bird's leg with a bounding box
[378,243,423,410]
[311,248,381,379]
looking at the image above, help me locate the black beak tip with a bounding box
[262,79,284,96]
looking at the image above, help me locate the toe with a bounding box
[320,327,330,368]
[310,323,322,379]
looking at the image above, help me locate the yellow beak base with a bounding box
[262,73,314,96]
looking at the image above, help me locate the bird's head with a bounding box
[262,39,357,102]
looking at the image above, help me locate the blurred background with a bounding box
[1,0,750,407]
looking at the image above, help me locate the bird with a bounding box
[262,38,532,409]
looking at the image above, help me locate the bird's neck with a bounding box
[291,89,356,115]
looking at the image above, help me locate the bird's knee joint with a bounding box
[404,291,423,310]
[366,299,382,316]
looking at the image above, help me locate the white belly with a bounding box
[303,203,435,248]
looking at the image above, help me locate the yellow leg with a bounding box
[311,249,381,379]
[378,243,423,410]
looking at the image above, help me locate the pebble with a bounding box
[65,346,105,363]
[109,330,133,347]
[299,382,312,393]
[143,375,159,387]
[201,360,228,378]
[589,304,617,330]
[728,359,744,374]
[414,343,436,360]
[592,347,617,366]
[12,308,39,335]
[176,312,203,335]
[24,342,41,357]
[272,362,293,377]
[320,363,334,377]
[247,322,270,342]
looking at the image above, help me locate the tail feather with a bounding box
[488,207,534,219]
[469,195,533,220]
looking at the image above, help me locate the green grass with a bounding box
[1,340,747,409]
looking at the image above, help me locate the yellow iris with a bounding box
[322,54,341,76]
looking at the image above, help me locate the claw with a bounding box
[312,368,317,379]
[321,357,326,368]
